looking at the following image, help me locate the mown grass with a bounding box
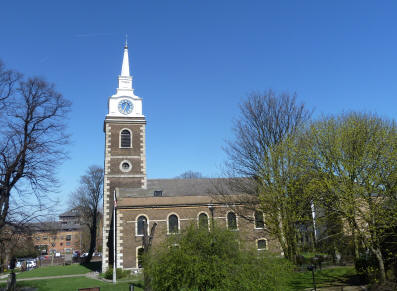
[288,266,363,290]
[16,263,96,279]
[0,277,144,291]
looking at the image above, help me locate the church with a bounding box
[101,43,279,272]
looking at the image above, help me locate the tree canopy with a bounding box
[0,60,71,230]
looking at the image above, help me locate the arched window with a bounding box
[168,214,179,234]
[198,213,209,230]
[257,239,267,250]
[137,215,147,236]
[137,247,144,268]
[120,129,131,148]
[227,212,237,230]
[254,211,264,229]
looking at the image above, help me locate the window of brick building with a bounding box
[66,235,71,241]
[254,211,264,229]
[66,242,71,246]
[227,212,237,230]
[137,216,147,236]
[137,247,144,268]
[257,239,267,250]
[168,214,179,234]
[120,129,131,148]
[198,213,209,230]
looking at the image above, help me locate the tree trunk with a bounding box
[143,222,157,291]
[352,228,360,261]
[6,272,16,291]
[372,247,386,283]
[85,223,97,263]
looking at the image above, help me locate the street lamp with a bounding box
[307,265,317,291]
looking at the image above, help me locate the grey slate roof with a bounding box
[119,178,237,198]
[29,221,81,232]
[59,208,80,218]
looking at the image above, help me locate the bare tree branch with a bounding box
[70,166,103,263]
[0,61,71,231]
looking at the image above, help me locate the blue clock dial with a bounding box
[118,99,133,115]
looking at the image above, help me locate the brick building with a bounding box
[31,222,81,255]
[102,43,279,272]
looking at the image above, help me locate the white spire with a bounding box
[108,39,143,117]
[117,39,133,93]
[121,37,130,77]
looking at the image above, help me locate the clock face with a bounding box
[118,99,133,115]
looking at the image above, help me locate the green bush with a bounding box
[144,224,293,291]
[355,254,378,283]
[104,267,128,280]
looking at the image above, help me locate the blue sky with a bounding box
[1,1,396,213]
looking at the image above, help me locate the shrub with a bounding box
[144,224,293,291]
[104,267,127,280]
[355,254,378,283]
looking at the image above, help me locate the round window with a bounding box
[120,160,132,172]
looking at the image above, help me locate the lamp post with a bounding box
[307,265,317,291]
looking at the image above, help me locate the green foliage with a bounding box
[355,254,379,283]
[303,112,397,281]
[104,267,129,280]
[144,224,293,291]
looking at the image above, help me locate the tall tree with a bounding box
[304,113,397,282]
[0,60,71,231]
[222,90,312,262]
[71,166,104,263]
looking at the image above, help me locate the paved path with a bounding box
[304,285,367,290]
[0,273,93,283]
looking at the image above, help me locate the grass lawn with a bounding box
[16,262,100,279]
[288,266,363,290]
[0,277,144,291]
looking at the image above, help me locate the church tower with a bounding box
[102,42,146,271]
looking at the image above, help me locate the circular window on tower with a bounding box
[120,160,132,173]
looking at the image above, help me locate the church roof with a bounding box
[118,178,234,198]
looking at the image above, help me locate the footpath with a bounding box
[0,272,98,283]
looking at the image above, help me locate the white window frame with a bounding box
[197,211,210,230]
[119,128,132,148]
[120,160,132,173]
[167,213,180,235]
[136,246,144,269]
[135,214,149,237]
[256,238,268,251]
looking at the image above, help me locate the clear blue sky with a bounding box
[1,1,396,213]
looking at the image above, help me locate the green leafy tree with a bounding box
[221,91,313,262]
[144,224,293,291]
[303,112,397,282]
